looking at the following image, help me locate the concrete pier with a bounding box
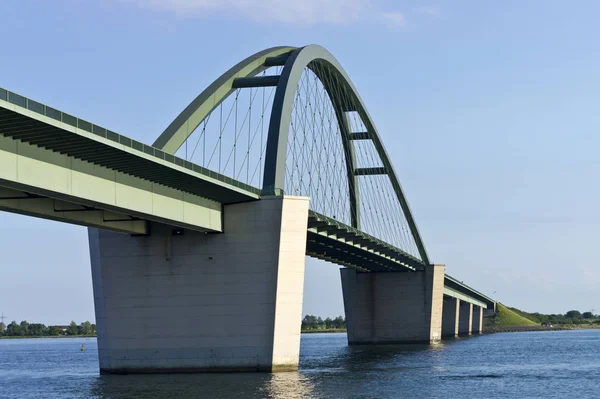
[88,196,309,374]
[472,306,483,334]
[441,297,460,338]
[458,302,473,336]
[340,265,445,344]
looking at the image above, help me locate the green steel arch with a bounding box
[263,45,429,265]
[153,44,430,265]
[152,46,295,154]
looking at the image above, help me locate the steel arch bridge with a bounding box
[0,44,497,374]
[152,44,429,271]
[0,44,494,308]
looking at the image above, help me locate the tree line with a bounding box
[0,320,96,337]
[510,308,600,325]
[534,310,600,325]
[301,315,346,330]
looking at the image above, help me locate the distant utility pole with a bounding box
[0,313,5,324]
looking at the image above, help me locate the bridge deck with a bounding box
[444,274,496,309]
[0,87,259,205]
[0,86,495,310]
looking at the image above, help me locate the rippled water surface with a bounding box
[1,330,599,398]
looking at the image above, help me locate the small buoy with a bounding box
[81,344,85,351]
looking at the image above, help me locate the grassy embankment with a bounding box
[484,303,600,332]
[484,303,538,328]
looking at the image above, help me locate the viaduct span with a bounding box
[0,45,495,373]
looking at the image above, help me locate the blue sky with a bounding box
[1,1,599,324]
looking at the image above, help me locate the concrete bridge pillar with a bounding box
[458,302,473,336]
[88,196,309,374]
[472,305,483,334]
[441,297,460,338]
[340,264,445,344]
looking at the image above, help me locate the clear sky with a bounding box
[1,1,599,325]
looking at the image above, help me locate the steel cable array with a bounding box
[171,60,421,260]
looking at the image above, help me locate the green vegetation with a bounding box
[0,320,96,338]
[301,315,346,331]
[485,303,538,327]
[506,306,539,323]
[485,304,600,328]
[506,307,600,325]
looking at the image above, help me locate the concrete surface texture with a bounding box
[340,264,445,344]
[89,195,309,373]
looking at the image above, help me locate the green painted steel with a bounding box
[0,88,260,204]
[0,47,495,308]
[0,187,148,235]
[232,76,280,88]
[334,92,361,230]
[261,45,431,265]
[0,121,222,233]
[445,274,496,310]
[150,44,431,266]
[354,167,387,176]
[443,286,487,309]
[349,132,370,140]
[152,46,296,154]
[307,210,422,272]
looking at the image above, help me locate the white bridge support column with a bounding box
[472,305,483,334]
[89,195,309,374]
[458,302,473,336]
[340,265,445,344]
[441,297,460,338]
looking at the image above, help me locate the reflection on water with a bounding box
[2,331,600,399]
[266,372,315,399]
[90,371,315,399]
[88,337,440,398]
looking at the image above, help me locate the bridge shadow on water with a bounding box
[87,335,468,399]
[90,371,316,399]
[300,333,453,373]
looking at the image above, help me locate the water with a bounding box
[1,330,599,398]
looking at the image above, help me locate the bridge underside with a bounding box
[0,186,148,234]
[304,211,494,310]
[306,211,423,272]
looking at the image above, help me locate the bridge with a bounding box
[0,45,495,374]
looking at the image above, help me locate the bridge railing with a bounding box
[0,86,261,196]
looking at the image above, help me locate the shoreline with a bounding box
[485,324,600,333]
[4,325,598,339]
[301,329,346,334]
